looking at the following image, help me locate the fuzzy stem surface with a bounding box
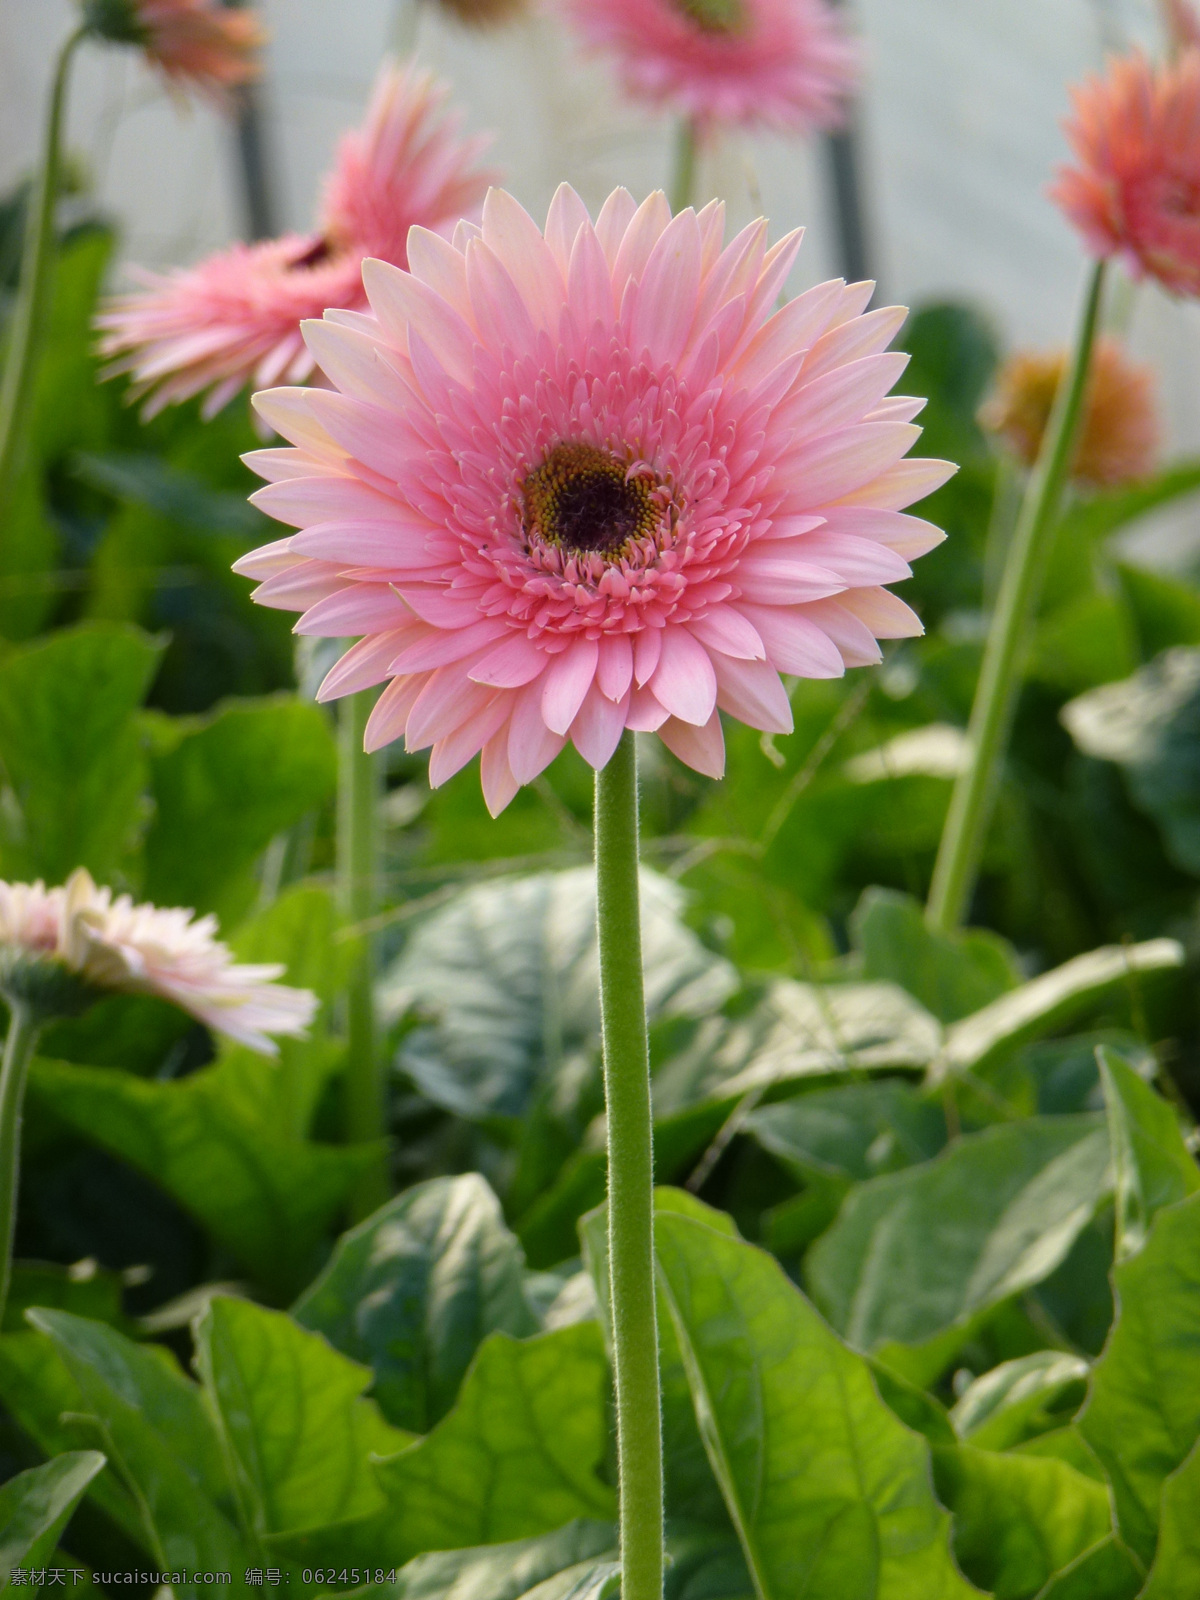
[0,26,85,528]
[0,1003,42,1328]
[670,118,698,214]
[338,688,388,1218]
[926,259,1107,933]
[595,731,663,1600]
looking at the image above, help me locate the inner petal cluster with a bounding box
[522,444,663,560]
[670,0,746,34]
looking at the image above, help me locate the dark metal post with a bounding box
[822,0,875,290]
[221,0,277,241]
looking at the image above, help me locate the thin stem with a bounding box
[338,688,388,1219]
[670,118,697,213]
[926,260,1107,933]
[595,732,663,1600]
[0,1003,42,1329]
[0,26,85,527]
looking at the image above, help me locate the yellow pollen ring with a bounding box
[522,443,661,560]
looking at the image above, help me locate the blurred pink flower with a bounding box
[234,185,950,813]
[1164,0,1200,56]
[96,61,496,417]
[1051,50,1200,296]
[560,0,857,136]
[0,869,316,1052]
[85,0,265,96]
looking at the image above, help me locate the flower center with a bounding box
[670,0,745,32]
[290,237,336,271]
[522,444,660,559]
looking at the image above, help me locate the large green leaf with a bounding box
[929,940,1183,1085]
[0,1331,144,1544]
[745,1080,945,1184]
[368,1522,617,1600]
[374,1326,615,1561]
[143,694,336,924]
[1062,649,1200,874]
[194,1296,410,1542]
[931,1444,1111,1600]
[0,623,162,883]
[381,867,736,1124]
[806,1117,1112,1377]
[851,888,1020,1023]
[1096,1047,1199,1261]
[653,1201,978,1600]
[0,1452,105,1581]
[1055,459,1200,546]
[293,1175,538,1432]
[25,1310,249,1595]
[949,1353,1090,1452]
[1032,1537,1142,1600]
[1077,1191,1200,1567]
[1139,1435,1200,1599]
[29,1057,378,1299]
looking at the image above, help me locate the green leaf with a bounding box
[1055,458,1200,546]
[1096,1046,1199,1261]
[0,1331,144,1544]
[1077,1191,1200,1566]
[219,885,354,1141]
[1115,562,1200,658]
[950,1353,1091,1452]
[2,1259,127,1333]
[29,1057,379,1299]
[374,1326,616,1562]
[0,623,162,882]
[806,1117,1112,1376]
[745,1080,945,1184]
[0,1452,106,1582]
[931,941,1183,1085]
[653,1202,979,1600]
[72,451,266,538]
[25,1310,249,1595]
[867,1357,956,1445]
[293,1175,538,1432]
[1032,1537,1143,1600]
[378,1521,616,1600]
[382,867,735,1124]
[852,888,1020,1022]
[1138,1434,1200,1599]
[143,694,336,925]
[932,1443,1112,1600]
[194,1296,411,1542]
[1062,649,1200,874]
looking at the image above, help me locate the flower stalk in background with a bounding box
[981,336,1159,488]
[97,60,496,418]
[931,45,1200,932]
[0,869,315,1325]
[233,183,948,1598]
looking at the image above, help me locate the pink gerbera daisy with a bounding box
[233,186,951,814]
[96,61,496,417]
[82,0,265,96]
[1050,50,1200,297]
[560,0,857,136]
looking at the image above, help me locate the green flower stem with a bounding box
[926,259,1107,934]
[670,118,698,213]
[594,731,663,1600]
[0,1002,42,1329]
[338,688,388,1219]
[0,25,86,527]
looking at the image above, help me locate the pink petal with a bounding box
[541,637,600,735]
[833,458,957,511]
[841,586,925,637]
[295,584,413,637]
[251,561,347,610]
[713,654,793,734]
[611,191,673,297]
[781,422,922,509]
[818,507,946,560]
[594,187,638,268]
[508,681,567,783]
[466,237,538,354]
[626,686,669,732]
[302,321,412,412]
[428,692,510,787]
[688,607,765,661]
[633,628,662,688]
[306,392,413,483]
[802,305,908,382]
[791,531,912,586]
[316,630,417,702]
[650,627,718,725]
[288,518,438,566]
[231,536,300,580]
[406,666,494,749]
[570,683,631,770]
[802,599,883,667]
[597,634,634,702]
[737,603,846,678]
[469,632,548,688]
[388,617,508,674]
[734,552,846,605]
[252,389,346,462]
[365,675,424,752]
[629,209,701,366]
[779,352,910,441]
[481,727,521,816]
[567,223,617,333]
[658,711,725,779]
[405,227,472,320]
[481,188,564,334]
[363,258,477,385]
[250,475,402,530]
[545,183,592,273]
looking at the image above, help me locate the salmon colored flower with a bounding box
[0,870,316,1051]
[560,0,857,135]
[980,337,1160,487]
[82,0,264,96]
[1051,50,1200,296]
[96,61,496,417]
[234,186,950,813]
[1164,0,1200,57]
